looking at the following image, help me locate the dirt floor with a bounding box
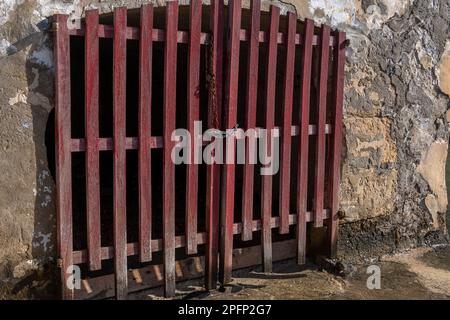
[132,245,450,300]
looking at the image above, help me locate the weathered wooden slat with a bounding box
[219,0,241,285]
[69,26,204,43]
[112,7,128,300]
[54,14,74,300]
[278,11,296,235]
[328,31,346,258]
[296,19,314,265]
[260,5,279,273]
[185,0,202,255]
[70,125,333,152]
[233,210,331,235]
[241,0,261,242]
[138,4,153,263]
[72,210,331,264]
[205,0,224,291]
[162,1,178,298]
[84,10,101,272]
[69,25,336,46]
[313,24,331,228]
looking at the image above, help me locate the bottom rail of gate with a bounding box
[72,210,331,299]
[74,238,305,299]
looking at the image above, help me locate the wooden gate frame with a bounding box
[52,0,346,300]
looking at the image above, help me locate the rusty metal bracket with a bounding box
[56,258,63,269]
[52,22,59,32]
[341,38,351,49]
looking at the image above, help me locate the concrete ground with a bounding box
[135,245,450,300]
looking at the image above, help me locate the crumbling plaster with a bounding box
[0,0,449,297]
[290,0,450,260]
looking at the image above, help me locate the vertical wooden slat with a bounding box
[219,0,241,285]
[278,11,296,235]
[313,25,330,228]
[85,9,101,272]
[205,0,224,291]
[163,1,178,297]
[241,0,260,242]
[185,0,202,255]
[138,4,153,263]
[113,7,128,300]
[296,18,314,265]
[54,14,74,300]
[328,31,346,258]
[261,5,279,273]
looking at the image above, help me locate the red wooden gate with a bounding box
[52,0,346,300]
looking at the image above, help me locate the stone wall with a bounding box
[0,0,449,297]
[290,0,450,260]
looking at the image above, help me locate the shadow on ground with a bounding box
[129,246,450,300]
